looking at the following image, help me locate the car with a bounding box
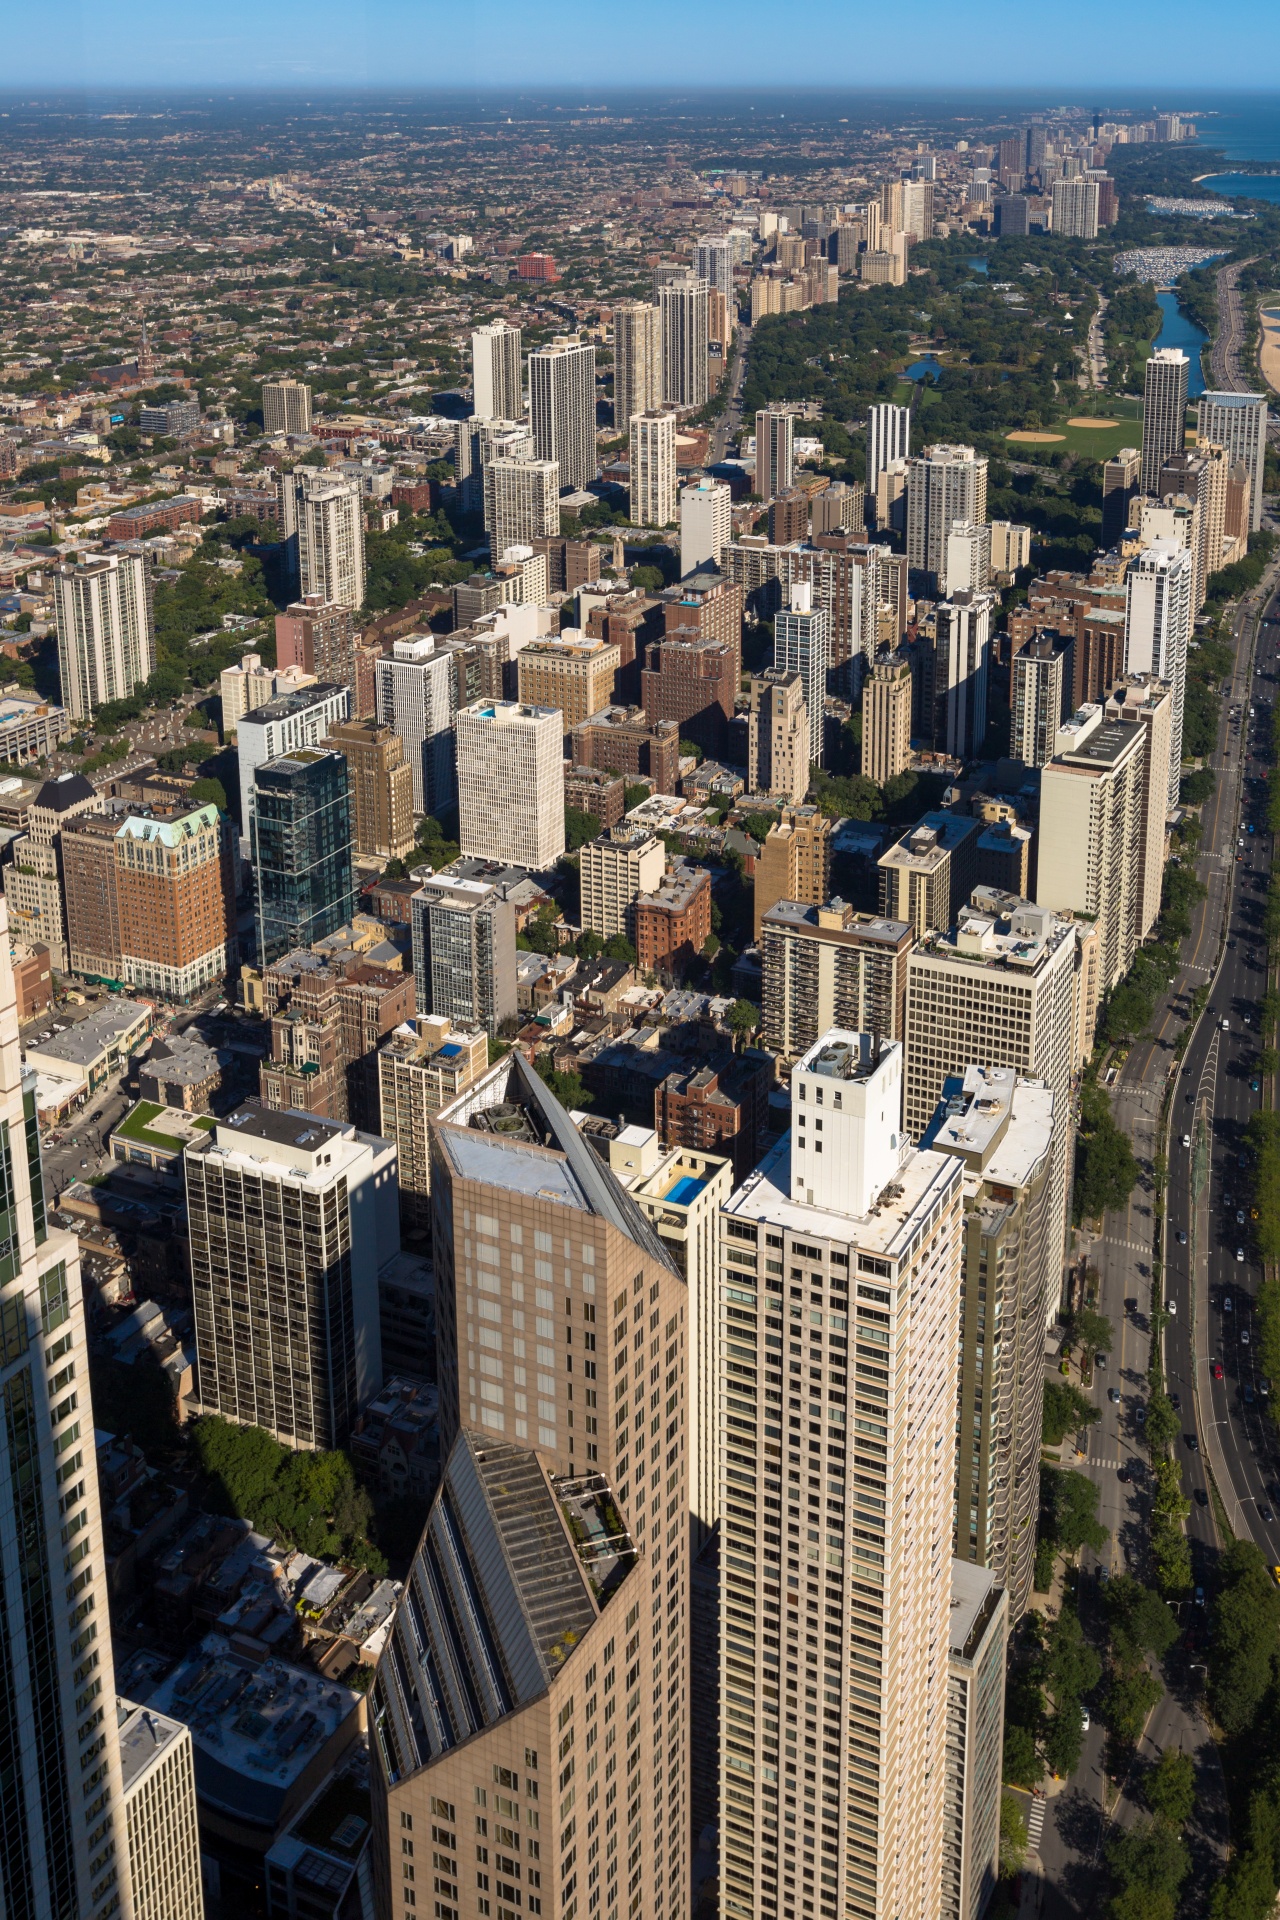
[1196,1487,1209,1506]
[1238,1248,1247,1262]
[1109,1387,1121,1404]
[1213,1361,1225,1380]
[1238,1210,1248,1225]
[1254,1081,1263,1093]
[1224,1018,1232,1032]
[1195,1586,1206,1606]
[1136,1404,1147,1425]
[1246,1384,1256,1403]
[1243,1330,1252,1345]
[1182,1133,1192,1148]
[1166,1298,1178,1316]
[1118,1465,1130,1482]
[79,1160,88,1169]
[1225,1295,1234,1311]
[1170,1393,1181,1411]
[1096,1351,1106,1369]
[1187,1433,1200,1451]
[1177,1230,1188,1244]
[1262,1507,1274,1523]
[1080,1707,1091,1732]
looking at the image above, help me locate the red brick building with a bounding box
[635,864,712,981]
[654,1046,773,1182]
[571,706,683,792]
[391,481,438,515]
[106,494,204,541]
[565,766,626,828]
[275,594,356,684]
[641,636,736,758]
[516,253,559,281]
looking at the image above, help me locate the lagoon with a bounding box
[1153,292,1208,396]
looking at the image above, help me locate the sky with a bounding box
[4,1,1279,94]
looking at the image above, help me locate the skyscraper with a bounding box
[942,1565,1009,1920]
[748,668,811,804]
[1037,707,1147,994]
[660,272,710,410]
[280,468,367,611]
[1141,349,1190,497]
[251,748,358,965]
[0,897,138,1920]
[1197,390,1268,531]
[369,1053,690,1920]
[186,1100,398,1447]
[755,407,795,502]
[679,477,732,575]
[866,402,911,501]
[861,647,914,785]
[1050,177,1100,238]
[237,680,351,849]
[52,552,155,722]
[1101,447,1142,547]
[774,582,829,765]
[1010,633,1074,767]
[327,718,416,861]
[906,446,988,592]
[529,338,598,490]
[112,803,238,1000]
[1104,676,1174,940]
[471,320,524,421]
[485,455,561,554]
[262,378,313,435]
[694,235,735,298]
[630,408,678,526]
[455,700,566,869]
[943,521,991,598]
[117,1701,205,1920]
[1124,539,1194,807]
[410,868,518,1034]
[613,300,662,429]
[716,1028,966,1920]
[376,635,459,817]
[275,593,356,686]
[931,592,993,760]
[759,900,913,1057]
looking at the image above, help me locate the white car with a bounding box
[1080,1707,1091,1733]
[1237,1248,1246,1262]
[1182,1134,1192,1148]
[1166,1299,1177,1316]
[1243,1330,1251,1346]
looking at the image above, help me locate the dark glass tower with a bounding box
[251,748,357,965]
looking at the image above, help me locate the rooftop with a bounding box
[117,1699,189,1796]
[881,810,977,870]
[949,1559,1003,1664]
[724,1125,959,1260]
[914,890,1074,975]
[23,998,151,1069]
[761,898,911,947]
[241,682,348,727]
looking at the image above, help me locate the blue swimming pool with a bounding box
[666,1175,707,1206]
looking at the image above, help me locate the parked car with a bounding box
[1136,1404,1147,1425]
[1109,1387,1121,1404]
[1213,1361,1225,1380]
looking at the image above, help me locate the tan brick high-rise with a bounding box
[327,719,415,861]
[861,650,913,787]
[753,805,832,939]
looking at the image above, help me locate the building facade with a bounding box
[53,552,154,722]
[760,898,913,1057]
[528,338,597,491]
[471,320,524,421]
[613,300,662,428]
[1124,540,1193,809]
[581,825,666,941]
[251,750,358,967]
[861,649,913,786]
[411,870,518,1036]
[327,719,416,862]
[1141,350,1190,497]
[375,635,459,818]
[456,700,566,870]
[280,469,366,612]
[630,408,678,527]
[748,668,811,804]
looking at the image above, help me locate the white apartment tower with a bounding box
[630,408,679,527]
[774,582,830,766]
[117,1701,204,1920]
[932,592,993,761]
[1037,707,1147,994]
[580,824,666,940]
[866,402,911,499]
[1141,349,1190,496]
[660,272,710,411]
[529,337,598,490]
[455,699,566,869]
[613,300,663,429]
[280,468,367,611]
[1124,539,1194,808]
[906,446,988,592]
[694,235,736,297]
[485,455,561,554]
[680,476,733,575]
[1050,177,1100,238]
[756,407,795,502]
[471,320,523,421]
[0,898,136,1920]
[717,1029,965,1920]
[53,552,154,723]
[1197,390,1269,532]
[375,634,459,815]
[262,378,313,436]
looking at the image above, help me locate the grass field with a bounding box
[1047,396,1144,461]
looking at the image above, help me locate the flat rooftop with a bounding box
[724,1129,959,1262]
[241,683,347,726]
[949,1558,1001,1661]
[1056,718,1140,769]
[23,999,151,1069]
[881,811,976,870]
[117,1699,189,1795]
[762,899,911,947]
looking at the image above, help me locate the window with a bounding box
[39,1262,69,1335]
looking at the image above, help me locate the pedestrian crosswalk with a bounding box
[1025,1795,1047,1854]
[1103,1237,1150,1255]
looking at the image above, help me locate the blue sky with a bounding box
[4,2,1278,92]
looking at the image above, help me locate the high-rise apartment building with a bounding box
[517,633,621,737]
[237,680,351,847]
[716,1028,965,1920]
[942,1565,1009,1920]
[1010,632,1074,767]
[471,320,524,421]
[456,699,566,869]
[1197,391,1268,531]
[327,719,415,861]
[943,520,991,598]
[680,477,733,576]
[529,338,597,490]
[660,272,709,411]
[280,468,367,612]
[930,592,992,760]
[861,648,914,785]
[760,899,913,1056]
[275,593,356,687]
[370,1053,690,1920]
[1124,540,1193,807]
[906,446,988,592]
[613,300,663,429]
[580,824,666,940]
[748,668,811,804]
[220,652,316,738]
[2,771,102,969]
[375,635,459,817]
[871,403,909,499]
[694,235,735,298]
[113,803,237,999]
[1037,706,1146,993]
[52,552,154,722]
[1103,676,1174,940]
[1050,176,1100,237]
[252,749,358,965]
[410,869,518,1036]
[630,408,678,526]
[1141,349,1190,496]
[755,407,795,502]
[774,583,829,765]
[989,521,1031,575]
[927,1066,1056,1612]
[377,1014,488,1233]
[486,456,561,555]
[0,899,136,1920]
[117,1701,204,1920]
[754,804,833,938]
[1160,442,1230,608]
[1101,447,1143,547]
[186,1100,398,1448]
[262,378,313,436]
[879,812,981,939]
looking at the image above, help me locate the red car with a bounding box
[1213,1361,1225,1380]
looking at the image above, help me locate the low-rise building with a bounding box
[0,685,71,763]
[654,1044,772,1183]
[350,1376,440,1505]
[23,995,153,1096]
[635,861,712,979]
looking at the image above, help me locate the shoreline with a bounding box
[1259,295,1280,397]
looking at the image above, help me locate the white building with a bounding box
[694,235,735,297]
[374,634,459,817]
[629,408,678,527]
[612,300,662,429]
[943,519,991,597]
[1124,539,1194,807]
[989,520,1032,573]
[1141,349,1190,496]
[118,1700,205,1920]
[680,475,733,575]
[717,1029,966,1920]
[932,590,994,760]
[455,700,566,869]
[1037,705,1147,993]
[755,406,795,501]
[906,444,988,592]
[280,468,366,611]
[262,378,312,436]
[52,551,155,722]
[774,581,829,764]
[219,654,316,736]
[580,823,666,939]
[867,400,910,498]
[660,271,710,410]
[528,338,597,491]
[942,1564,1008,1920]
[236,680,350,844]
[1051,176,1100,238]
[484,455,560,555]
[1197,390,1269,532]
[471,320,523,421]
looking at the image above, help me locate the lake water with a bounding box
[905,354,943,382]
[967,257,990,275]
[1153,291,1208,396]
[1199,173,1280,207]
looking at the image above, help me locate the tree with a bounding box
[1075,1081,1141,1219]
[1043,1378,1100,1446]
[1209,1539,1280,1736]
[1104,1662,1163,1749]
[727,1000,760,1047]
[189,775,228,812]
[1102,1576,1178,1660]
[1041,1605,1103,1708]
[1041,1466,1109,1556]
[565,805,599,852]
[1106,1819,1189,1920]
[1144,1749,1196,1828]
[1144,1390,1180,1452]
[999,1796,1028,1878]
[1003,1720,1043,1788]
[1068,1305,1114,1357]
